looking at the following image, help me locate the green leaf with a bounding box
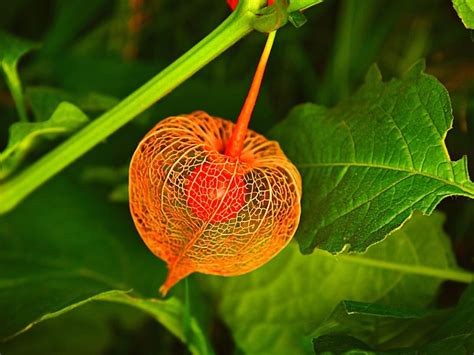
[0,31,37,122]
[204,212,472,354]
[269,62,474,254]
[312,300,445,351]
[0,31,35,68]
[453,0,474,29]
[312,284,474,354]
[1,301,149,355]
[288,11,308,28]
[0,102,89,179]
[26,86,118,122]
[0,174,212,355]
[313,300,427,338]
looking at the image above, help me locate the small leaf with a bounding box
[0,31,36,69]
[204,212,470,354]
[0,102,89,179]
[270,62,474,254]
[0,31,37,122]
[288,11,308,28]
[453,0,474,29]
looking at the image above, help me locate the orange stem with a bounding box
[225,31,277,158]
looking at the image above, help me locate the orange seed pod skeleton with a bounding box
[129,31,302,295]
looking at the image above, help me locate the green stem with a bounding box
[315,249,474,284]
[287,0,324,12]
[2,63,28,122]
[183,279,192,348]
[0,2,263,214]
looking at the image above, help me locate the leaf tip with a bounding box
[364,64,383,84]
[297,237,316,255]
[452,156,474,195]
[404,59,426,79]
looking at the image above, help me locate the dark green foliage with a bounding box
[313,284,474,354]
[1,0,473,354]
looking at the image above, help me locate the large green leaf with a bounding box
[0,102,89,179]
[204,212,472,354]
[0,174,212,355]
[269,62,474,254]
[312,284,474,354]
[1,301,149,355]
[453,0,474,29]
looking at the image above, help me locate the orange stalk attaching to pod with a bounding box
[225,31,276,158]
[129,31,302,296]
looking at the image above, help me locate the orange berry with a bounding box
[186,162,246,223]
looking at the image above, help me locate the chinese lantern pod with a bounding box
[129,111,302,295]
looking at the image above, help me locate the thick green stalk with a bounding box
[0,2,261,214]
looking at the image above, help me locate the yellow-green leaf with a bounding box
[0,102,88,179]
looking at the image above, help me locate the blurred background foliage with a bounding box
[0,0,473,353]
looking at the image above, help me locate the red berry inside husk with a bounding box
[186,162,246,223]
